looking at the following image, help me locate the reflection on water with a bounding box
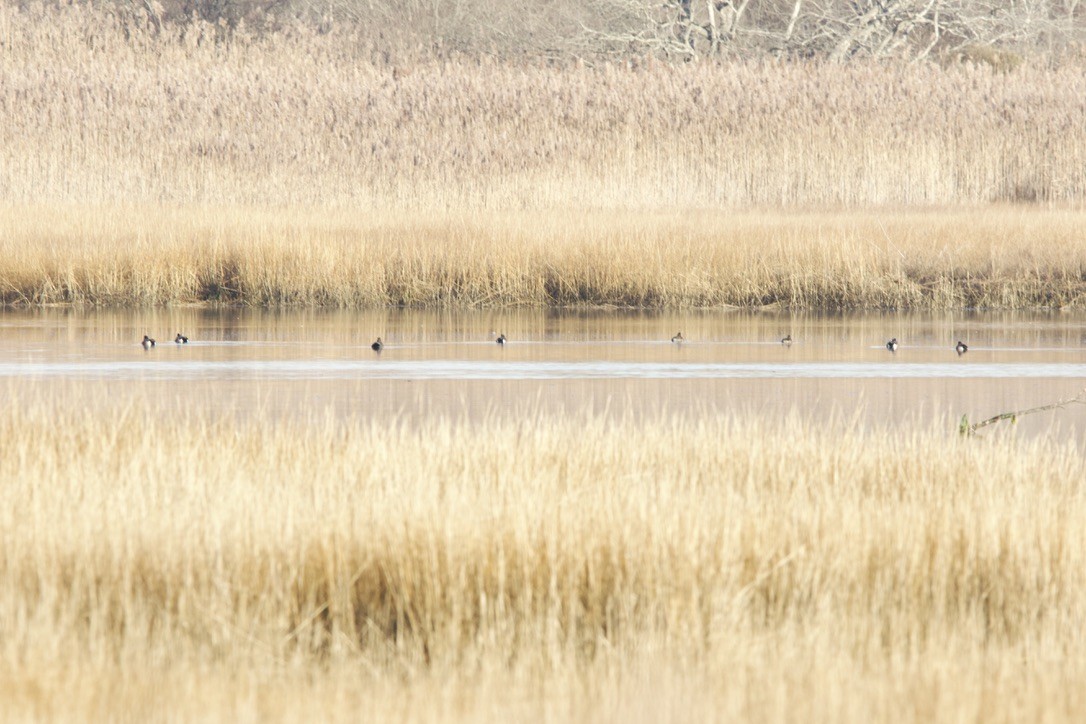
[1,308,1085,437]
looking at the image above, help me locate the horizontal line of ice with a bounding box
[2,361,1085,381]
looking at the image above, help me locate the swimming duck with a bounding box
[886,338,899,352]
[175,333,188,344]
[496,333,507,345]
[956,340,968,355]
[671,332,684,343]
[371,337,383,351]
[141,335,156,350]
[781,334,792,346]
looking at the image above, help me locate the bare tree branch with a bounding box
[960,389,1086,437]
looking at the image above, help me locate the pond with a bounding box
[2,308,1085,437]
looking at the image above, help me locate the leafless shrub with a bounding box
[73,0,1086,60]
[566,0,1085,61]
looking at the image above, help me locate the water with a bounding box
[2,308,1085,436]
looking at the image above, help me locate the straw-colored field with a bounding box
[3,5,1086,310]
[3,205,1086,308]
[5,5,1086,210]
[1,399,1084,721]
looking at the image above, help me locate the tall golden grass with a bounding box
[4,5,1086,310]
[2,4,1086,211]
[3,205,1085,308]
[2,398,1085,720]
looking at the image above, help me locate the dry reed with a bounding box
[2,4,1086,211]
[2,205,1085,308]
[1,398,1085,720]
[4,5,1086,310]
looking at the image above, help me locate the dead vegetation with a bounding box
[2,206,1085,308]
[2,4,1086,211]
[1,399,1085,721]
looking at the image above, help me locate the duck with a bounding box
[955,340,968,355]
[781,334,792,346]
[671,332,684,343]
[886,338,899,352]
[175,333,188,344]
[141,335,156,350]
[371,337,383,352]
[496,333,507,345]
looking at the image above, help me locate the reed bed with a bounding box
[3,4,1086,211]
[5,4,1086,310]
[3,205,1085,308]
[1,398,1085,721]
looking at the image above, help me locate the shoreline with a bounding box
[3,205,1084,311]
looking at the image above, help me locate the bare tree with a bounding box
[107,0,1086,61]
[582,0,1083,61]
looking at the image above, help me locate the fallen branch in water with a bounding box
[959,389,1086,437]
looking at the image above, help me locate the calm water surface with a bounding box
[2,309,1085,437]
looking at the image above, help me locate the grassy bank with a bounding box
[3,5,1086,210]
[3,206,1085,308]
[1,400,1084,721]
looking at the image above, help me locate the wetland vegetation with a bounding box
[3,1,1086,721]
[3,4,1086,310]
[3,206,1086,309]
[3,399,1086,721]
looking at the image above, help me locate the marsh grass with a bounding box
[3,205,1085,308]
[1,398,1085,720]
[4,5,1086,310]
[2,4,1086,211]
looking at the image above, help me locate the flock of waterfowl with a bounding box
[139,330,970,354]
[673,332,968,356]
[880,337,967,355]
[141,333,186,349]
[138,331,509,351]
